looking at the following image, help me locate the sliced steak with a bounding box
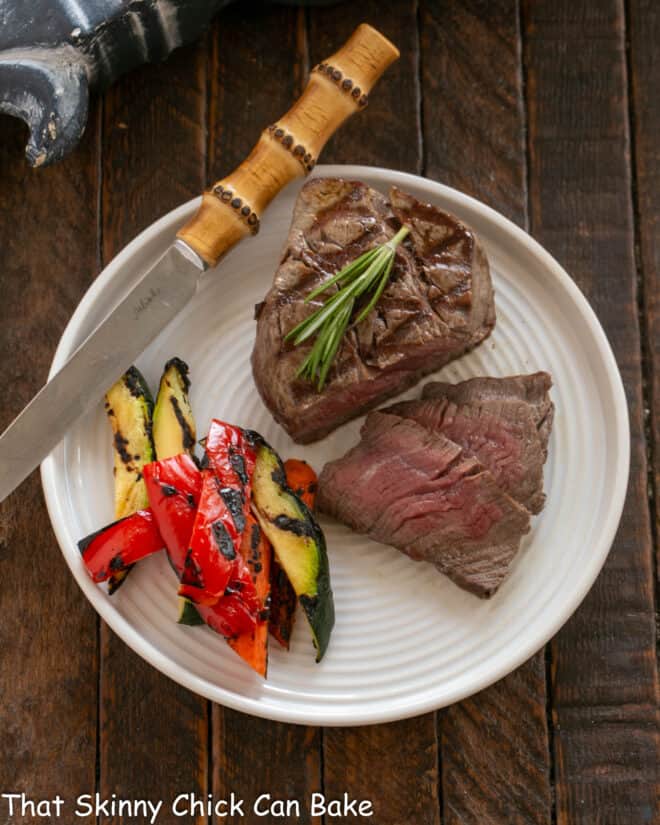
[318,411,530,598]
[423,372,554,458]
[383,397,546,514]
[252,178,496,443]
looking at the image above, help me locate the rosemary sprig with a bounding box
[285,225,410,390]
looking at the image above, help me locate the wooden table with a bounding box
[0,2,657,823]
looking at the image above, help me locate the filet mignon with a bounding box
[251,179,495,443]
[422,372,554,459]
[383,396,546,514]
[317,373,554,598]
[317,411,531,598]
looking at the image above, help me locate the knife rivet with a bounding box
[248,213,258,226]
[342,78,353,91]
[231,197,242,209]
[359,94,368,107]
[241,205,251,216]
[332,69,342,82]
[221,190,232,202]
[282,134,293,148]
[293,144,305,157]
[352,86,361,99]
[274,128,284,139]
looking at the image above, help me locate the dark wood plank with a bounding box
[524,1,660,822]
[628,0,660,573]
[305,6,441,824]
[307,1,421,173]
[323,716,439,825]
[420,3,552,823]
[421,0,528,227]
[99,42,209,824]
[208,8,322,822]
[0,112,100,821]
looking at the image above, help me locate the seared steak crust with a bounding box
[252,179,495,443]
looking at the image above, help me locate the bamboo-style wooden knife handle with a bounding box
[177,24,399,267]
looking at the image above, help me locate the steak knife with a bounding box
[0,24,398,504]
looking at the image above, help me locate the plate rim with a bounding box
[41,164,630,726]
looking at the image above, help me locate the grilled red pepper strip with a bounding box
[179,421,259,608]
[143,454,202,577]
[228,513,271,676]
[143,452,257,635]
[205,420,257,492]
[206,421,260,611]
[196,593,257,638]
[178,469,259,607]
[78,510,163,583]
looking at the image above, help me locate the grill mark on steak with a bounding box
[251,178,496,444]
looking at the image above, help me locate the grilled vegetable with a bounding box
[269,459,318,649]
[153,358,196,460]
[151,357,201,621]
[179,421,258,608]
[227,514,271,676]
[78,510,163,583]
[104,366,155,591]
[283,458,318,508]
[268,558,297,650]
[143,453,202,576]
[178,469,245,605]
[252,442,334,661]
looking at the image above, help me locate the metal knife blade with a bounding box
[0,242,205,503]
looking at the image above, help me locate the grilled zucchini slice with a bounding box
[153,357,196,460]
[251,442,334,661]
[104,366,155,592]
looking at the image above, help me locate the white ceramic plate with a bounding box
[41,166,629,726]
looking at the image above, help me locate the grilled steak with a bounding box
[318,411,531,598]
[383,397,546,514]
[252,178,495,443]
[318,373,553,598]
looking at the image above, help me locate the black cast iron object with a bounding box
[0,0,332,167]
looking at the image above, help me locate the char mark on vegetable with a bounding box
[273,514,315,538]
[228,447,248,485]
[211,520,237,560]
[219,487,246,533]
[170,396,196,450]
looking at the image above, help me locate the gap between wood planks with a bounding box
[622,0,660,661]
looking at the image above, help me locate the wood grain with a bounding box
[323,717,439,825]
[421,2,552,823]
[98,43,209,824]
[421,0,528,227]
[0,112,100,822]
[306,6,442,825]
[208,9,322,823]
[628,0,660,571]
[524,1,660,822]
[307,0,421,173]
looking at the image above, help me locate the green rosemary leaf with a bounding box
[287,225,410,390]
[304,246,381,303]
[354,253,396,324]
